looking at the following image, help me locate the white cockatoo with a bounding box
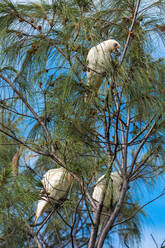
[92,171,122,226]
[85,39,120,101]
[35,167,73,224]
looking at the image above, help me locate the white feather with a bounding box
[85,39,120,100]
[92,171,122,226]
[35,167,72,224]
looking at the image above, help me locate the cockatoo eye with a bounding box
[113,43,120,56]
[114,43,119,48]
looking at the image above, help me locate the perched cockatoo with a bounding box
[92,171,122,227]
[85,39,120,101]
[35,167,73,224]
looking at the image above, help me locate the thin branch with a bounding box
[130,150,154,179]
[115,96,125,172]
[70,196,83,248]
[128,117,159,176]
[120,0,141,65]
[59,239,72,248]
[88,87,121,248]
[102,109,112,157]
[78,240,89,248]
[84,194,95,226]
[151,234,159,248]
[88,180,108,248]
[28,227,43,248]
[0,103,36,119]
[33,235,43,248]
[88,149,120,248]
[96,179,129,248]
[112,191,165,227]
[161,239,165,248]
[80,179,96,209]
[138,1,161,14]
[122,107,130,174]
[56,210,72,229]
[128,116,155,146]
[15,12,43,34]
[0,127,48,156]
[0,73,51,142]
[35,210,55,234]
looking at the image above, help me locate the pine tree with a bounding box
[0,0,164,247]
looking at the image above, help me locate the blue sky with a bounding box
[141,179,165,248]
[144,209,165,246]
[140,1,165,243]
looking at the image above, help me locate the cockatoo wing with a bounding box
[86,45,108,90]
[42,168,71,200]
[92,175,110,228]
[92,175,112,209]
[92,172,122,228]
[35,168,72,224]
[110,171,122,204]
[85,39,120,101]
[92,175,105,204]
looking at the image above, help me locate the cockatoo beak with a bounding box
[114,47,121,56]
[113,44,121,56]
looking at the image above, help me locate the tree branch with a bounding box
[128,117,158,176]
[120,0,141,65]
[151,234,159,248]
[0,127,48,156]
[128,116,155,146]
[96,179,128,248]
[0,73,51,143]
[88,137,120,248]
[112,191,165,228]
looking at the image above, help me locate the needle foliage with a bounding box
[0,0,164,247]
